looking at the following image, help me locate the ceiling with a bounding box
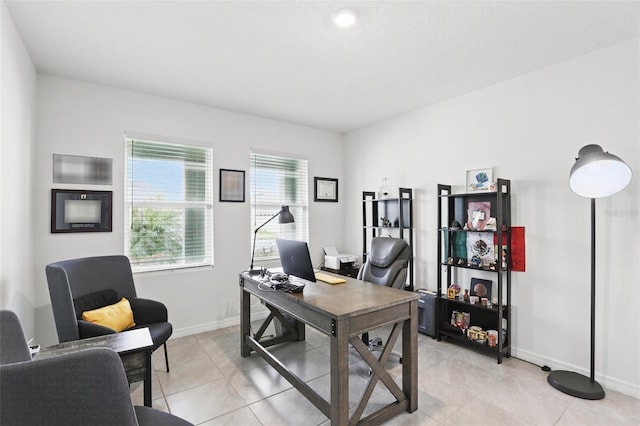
[6,0,640,133]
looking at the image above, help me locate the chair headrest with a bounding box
[369,238,410,268]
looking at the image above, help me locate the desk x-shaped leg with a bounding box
[251,304,305,349]
[349,323,405,425]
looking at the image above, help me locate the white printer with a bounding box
[323,246,358,270]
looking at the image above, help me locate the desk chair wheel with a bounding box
[366,336,402,375]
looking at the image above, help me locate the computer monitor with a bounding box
[276,239,316,282]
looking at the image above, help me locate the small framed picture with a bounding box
[466,167,494,192]
[219,169,245,202]
[470,277,492,300]
[447,287,457,299]
[314,177,338,202]
[466,201,492,231]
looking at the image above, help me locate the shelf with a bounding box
[440,262,508,273]
[364,225,413,230]
[440,297,508,314]
[439,228,509,234]
[364,198,408,203]
[439,192,499,198]
[438,329,509,354]
[436,179,511,364]
[363,187,414,291]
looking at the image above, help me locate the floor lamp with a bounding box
[547,144,632,400]
[248,205,294,275]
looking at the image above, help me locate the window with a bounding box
[125,137,213,271]
[250,151,309,262]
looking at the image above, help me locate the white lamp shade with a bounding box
[569,144,632,198]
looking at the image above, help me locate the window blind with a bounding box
[250,151,309,261]
[125,137,213,271]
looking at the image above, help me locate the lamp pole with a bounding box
[589,198,596,383]
[548,144,632,400]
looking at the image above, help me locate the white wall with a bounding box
[0,1,37,336]
[33,75,344,345]
[343,39,640,397]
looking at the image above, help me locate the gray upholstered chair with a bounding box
[0,310,32,364]
[358,237,411,360]
[46,255,172,371]
[0,309,192,426]
[0,348,193,425]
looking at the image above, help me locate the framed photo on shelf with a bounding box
[219,169,245,202]
[314,177,338,202]
[466,201,492,230]
[447,287,457,299]
[466,167,494,192]
[470,277,492,300]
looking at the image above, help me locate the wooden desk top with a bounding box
[37,327,153,358]
[241,273,419,320]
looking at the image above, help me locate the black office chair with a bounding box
[46,255,172,372]
[358,237,411,361]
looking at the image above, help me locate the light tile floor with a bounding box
[131,323,640,425]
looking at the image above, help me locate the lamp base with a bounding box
[548,370,605,400]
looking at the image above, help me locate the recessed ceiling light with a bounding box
[331,8,358,29]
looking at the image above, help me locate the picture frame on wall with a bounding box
[219,169,245,202]
[466,167,494,192]
[314,177,338,202]
[53,154,113,185]
[51,189,112,233]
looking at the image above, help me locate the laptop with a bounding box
[276,239,316,283]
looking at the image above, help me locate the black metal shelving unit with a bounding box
[436,179,511,363]
[362,187,414,291]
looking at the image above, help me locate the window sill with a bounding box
[132,263,213,275]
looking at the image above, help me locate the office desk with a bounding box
[37,328,153,407]
[240,272,419,425]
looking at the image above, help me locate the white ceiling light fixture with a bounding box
[331,8,358,29]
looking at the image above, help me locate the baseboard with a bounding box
[170,311,270,339]
[512,347,640,399]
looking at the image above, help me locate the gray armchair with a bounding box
[0,310,32,364]
[0,309,192,426]
[46,255,172,371]
[358,237,411,360]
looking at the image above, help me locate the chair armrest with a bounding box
[129,298,168,324]
[78,320,117,338]
[356,264,365,280]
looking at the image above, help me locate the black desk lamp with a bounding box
[248,205,295,275]
[548,144,632,400]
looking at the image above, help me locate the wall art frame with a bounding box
[219,168,245,202]
[53,154,113,185]
[51,189,112,233]
[314,177,338,202]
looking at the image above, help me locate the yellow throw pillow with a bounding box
[82,297,136,332]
